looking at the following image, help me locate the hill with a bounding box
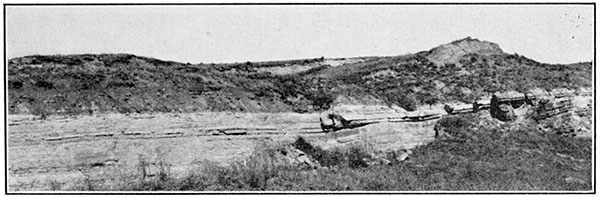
[426,37,504,65]
[7,37,593,115]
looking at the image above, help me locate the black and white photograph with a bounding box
[4,2,595,193]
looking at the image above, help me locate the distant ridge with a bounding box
[6,38,592,115]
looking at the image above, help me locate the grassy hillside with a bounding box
[7,38,593,115]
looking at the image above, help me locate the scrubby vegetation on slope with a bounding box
[321,52,592,110]
[7,38,593,115]
[8,54,337,115]
[66,113,591,191]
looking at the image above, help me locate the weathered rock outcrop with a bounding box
[315,120,436,164]
[426,37,504,65]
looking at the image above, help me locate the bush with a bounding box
[292,137,343,167]
[8,81,23,89]
[292,137,369,169]
[34,80,54,89]
[434,115,474,140]
[382,90,419,111]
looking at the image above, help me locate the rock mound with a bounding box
[426,37,504,65]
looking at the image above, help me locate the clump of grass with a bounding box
[292,136,370,168]
[134,141,298,191]
[67,146,177,191]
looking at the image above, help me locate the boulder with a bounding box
[533,97,573,120]
[444,103,474,114]
[538,111,590,137]
[490,91,526,121]
[491,104,517,122]
[319,113,351,132]
[277,145,321,169]
[395,149,412,162]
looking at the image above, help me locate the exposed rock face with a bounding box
[495,104,517,121]
[490,91,525,121]
[319,121,436,158]
[538,109,592,137]
[426,37,504,65]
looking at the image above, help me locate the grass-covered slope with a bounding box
[7,38,593,115]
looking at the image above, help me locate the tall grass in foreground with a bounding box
[68,114,592,191]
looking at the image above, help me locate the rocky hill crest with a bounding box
[426,37,504,65]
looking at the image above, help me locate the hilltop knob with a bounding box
[426,37,504,66]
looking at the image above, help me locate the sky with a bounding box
[5,5,595,64]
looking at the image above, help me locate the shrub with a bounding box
[382,91,419,111]
[292,137,369,169]
[34,80,54,89]
[434,115,473,139]
[292,137,343,167]
[8,81,23,89]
